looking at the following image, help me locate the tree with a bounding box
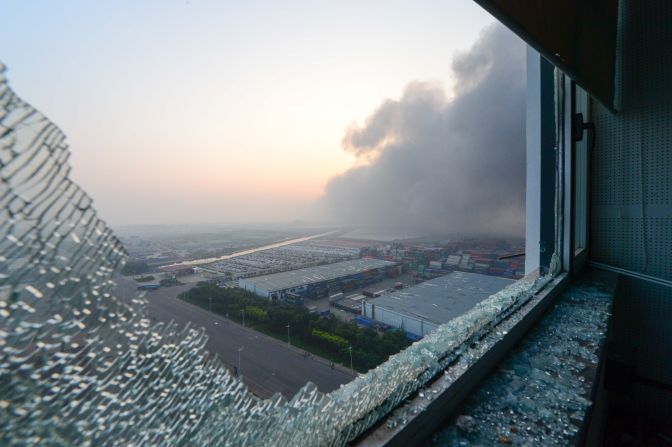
[179,284,413,372]
[121,260,150,276]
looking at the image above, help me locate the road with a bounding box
[113,276,354,399]
[163,230,338,267]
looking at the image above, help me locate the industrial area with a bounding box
[201,240,362,280]
[123,228,526,341]
[238,258,399,303]
[361,271,514,338]
[114,229,527,397]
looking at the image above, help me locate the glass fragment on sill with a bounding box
[0,63,556,446]
[428,280,612,446]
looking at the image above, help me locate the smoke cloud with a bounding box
[320,24,526,237]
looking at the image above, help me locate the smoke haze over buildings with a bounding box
[320,24,526,237]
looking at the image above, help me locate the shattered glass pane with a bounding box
[0,63,557,446]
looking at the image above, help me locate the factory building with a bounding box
[362,272,513,338]
[239,258,399,304]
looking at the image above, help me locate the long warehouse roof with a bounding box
[240,258,396,292]
[369,271,514,325]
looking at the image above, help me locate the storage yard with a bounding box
[362,271,514,337]
[239,258,399,304]
[363,238,526,279]
[202,241,361,280]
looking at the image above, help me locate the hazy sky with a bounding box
[320,24,526,236]
[1,0,495,226]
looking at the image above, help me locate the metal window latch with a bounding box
[573,112,596,150]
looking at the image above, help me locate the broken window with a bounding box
[0,59,565,445]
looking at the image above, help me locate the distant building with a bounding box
[429,260,443,269]
[362,271,513,337]
[159,265,195,277]
[445,255,461,267]
[239,258,398,304]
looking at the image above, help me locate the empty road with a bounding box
[113,276,354,399]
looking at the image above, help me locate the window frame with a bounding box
[571,84,591,273]
[525,48,558,276]
[353,48,582,445]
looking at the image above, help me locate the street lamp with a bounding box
[238,346,244,375]
[209,295,212,313]
[286,324,291,346]
[242,308,246,327]
[348,345,353,373]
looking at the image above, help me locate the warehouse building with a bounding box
[239,258,399,304]
[362,271,513,338]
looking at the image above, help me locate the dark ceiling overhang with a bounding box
[472,0,619,111]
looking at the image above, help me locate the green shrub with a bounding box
[311,328,348,349]
[121,260,150,276]
[179,283,411,372]
[245,305,268,321]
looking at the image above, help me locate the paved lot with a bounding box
[113,275,354,399]
[307,272,417,322]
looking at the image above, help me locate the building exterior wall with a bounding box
[240,263,395,303]
[363,302,437,337]
[238,279,269,298]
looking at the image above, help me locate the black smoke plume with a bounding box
[320,24,526,237]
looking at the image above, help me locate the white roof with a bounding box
[241,258,396,292]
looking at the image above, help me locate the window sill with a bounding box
[353,272,571,446]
